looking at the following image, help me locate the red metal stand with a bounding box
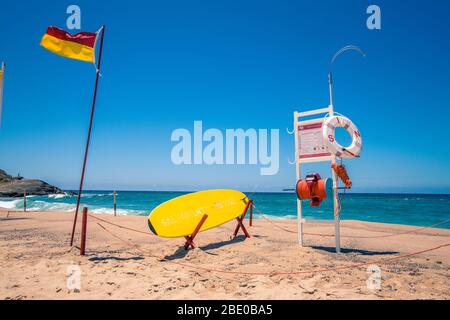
[233,200,252,238]
[183,200,253,250]
[80,207,88,256]
[249,200,253,227]
[184,214,208,250]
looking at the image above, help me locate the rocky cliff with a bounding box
[0,169,65,197]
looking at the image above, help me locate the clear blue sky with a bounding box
[1,0,449,193]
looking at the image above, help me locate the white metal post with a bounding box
[294,46,364,253]
[329,72,341,253]
[294,111,303,246]
[327,45,365,253]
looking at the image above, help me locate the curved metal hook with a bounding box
[329,45,366,75]
[288,151,298,165]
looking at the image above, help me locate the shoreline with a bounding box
[2,193,449,233]
[1,210,449,299]
[1,207,449,230]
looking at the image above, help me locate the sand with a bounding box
[0,209,449,300]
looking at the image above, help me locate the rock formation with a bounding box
[0,169,65,197]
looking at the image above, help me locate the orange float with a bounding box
[331,163,352,189]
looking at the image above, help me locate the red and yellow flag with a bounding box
[40,27,98,63]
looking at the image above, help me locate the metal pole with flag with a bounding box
[0,62,5,127]
[69,26,105,246]
[40,25,106,246]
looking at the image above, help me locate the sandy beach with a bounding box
[0,209,449,300]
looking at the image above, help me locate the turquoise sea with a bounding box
[1,191,449,229]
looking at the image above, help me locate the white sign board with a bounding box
[298,120,331,162]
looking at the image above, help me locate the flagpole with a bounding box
[0,62,5,127]
[70,25,105,246]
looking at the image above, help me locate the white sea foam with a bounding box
[27,201,75,212]
[80,194,95,198]
[258,213,297,220]
[0,196,146,216]
[0,199,21,209]
[80,193,112,198]
[48,194,67,199]
[88,207,147,216]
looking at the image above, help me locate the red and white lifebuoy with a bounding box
[322,116,362,158]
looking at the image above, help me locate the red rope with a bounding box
[89,206,450,240]
[252,205,450,239]
[94,221,450,277]
[340,219,450,239]
[89,214,152,235]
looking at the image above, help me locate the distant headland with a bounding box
[0,169,65,197]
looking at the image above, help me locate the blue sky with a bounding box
[0,0,449,193]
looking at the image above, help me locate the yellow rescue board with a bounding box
[148,189,248,238]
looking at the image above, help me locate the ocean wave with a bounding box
[257,213,297,220]
[88,207,147,216]
[27,201,76,212]
[80,194,95,198]
[80,193,113,198]
[0,199,22,209]
[48,194,67,199]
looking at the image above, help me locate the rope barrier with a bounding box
[5,198,448,241]
[252,204,450,239]
[8,202,442,277]
[6,195,450,277]
[255,209,297,234]
[86,200,449,241]
[94,220,450,277]
[340,219,450,239]
[88,213,152,235]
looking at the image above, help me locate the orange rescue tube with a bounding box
[296,173,332,207]
[331,163,352,189]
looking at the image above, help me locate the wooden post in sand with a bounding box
[80,207,88,256]
[113,191,117,216]
[23,191,26,212]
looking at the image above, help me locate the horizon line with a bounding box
[61,189,450,196]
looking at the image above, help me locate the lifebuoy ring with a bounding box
[323,116,362,158]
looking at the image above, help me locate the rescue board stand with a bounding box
[233,199,252,238]
[184,199,253,250]
[184,214,209,250]
[249,201,253,227]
